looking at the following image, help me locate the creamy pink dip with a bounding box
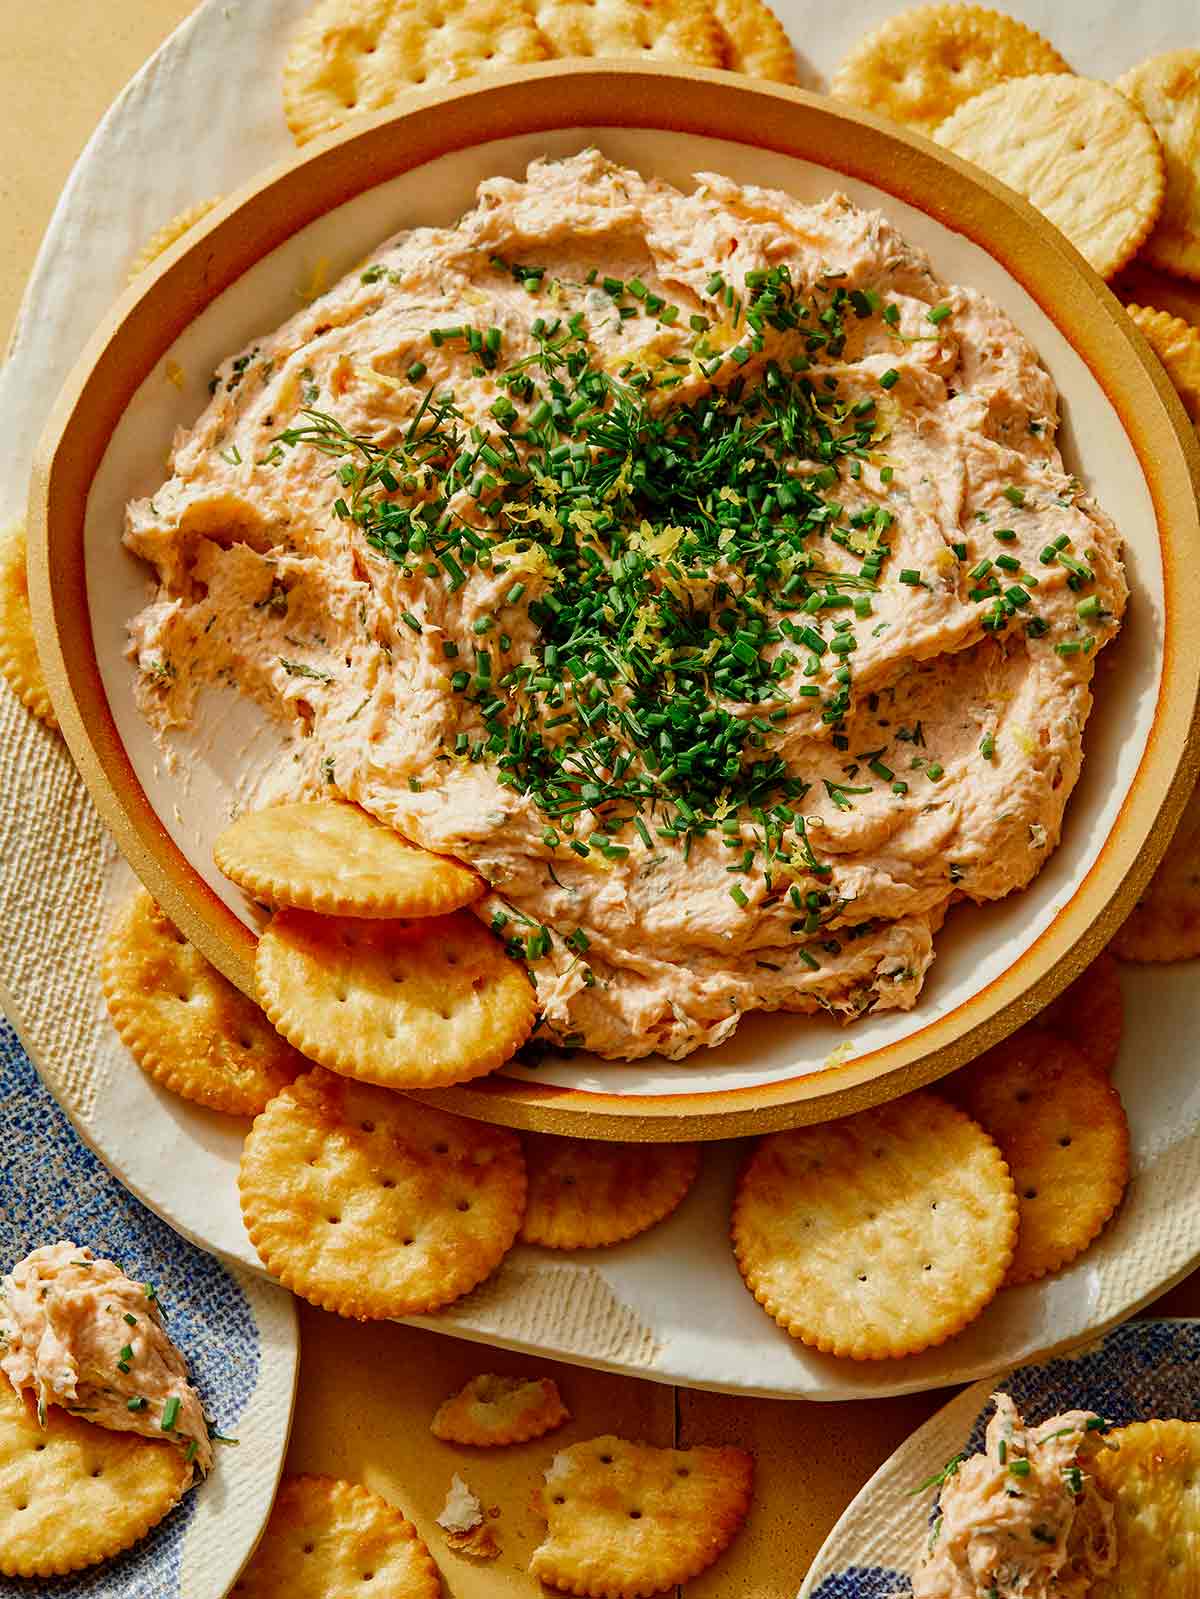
[0,1242,213,1475]
[913,1394,1117,1597]
[124,151,1126,1061]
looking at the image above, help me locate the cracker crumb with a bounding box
[436,1473,483,1535]
[437,1474,501,1559]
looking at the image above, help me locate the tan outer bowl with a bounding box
[28,63,1200,1140]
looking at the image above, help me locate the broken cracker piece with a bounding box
[432,1371,569,1446]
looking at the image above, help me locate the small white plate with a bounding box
[0,1013,296,1599]
[801,1317,1200,1596]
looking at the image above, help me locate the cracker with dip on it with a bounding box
[911,1394,1118,1597]
[0,1243,215,1577]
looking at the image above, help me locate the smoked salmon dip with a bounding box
[124,151,1126,1060]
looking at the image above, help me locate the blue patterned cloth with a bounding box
[810,1320,1200,1598]
[811,1566,912,1597]
[0,1021,261,1597]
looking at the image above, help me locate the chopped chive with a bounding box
[161,1397,181,1432]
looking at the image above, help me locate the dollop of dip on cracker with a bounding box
[913,1393,1117,1598]
[124,150,1126,1061]
[0,1242,212,1475]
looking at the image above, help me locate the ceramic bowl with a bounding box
[29,64,1200,1136]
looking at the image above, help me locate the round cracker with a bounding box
[255,906,536,1090]
[239,1067,526,1317]
[709,0,796,82]
[830,5,1071,138]
[950,1033,1130,1286]
[283,0,551,146]
[215,800,482,918]
[0,1383,190,1579]
[530,1435,754,1596]
[127,199,220,283]
[431,1372,569,1446]
[528,0,723,66]
[1117,50,1200,282]
[232,1475,440,1598]
[101,887,305,1116]
[0,520,56,731]
[1029,950,1123,1073]
[934,75,1164,280]
[520,1133,700,1250]
[1090,1420,1200,1597]
[1110,776,1200,962]
[1126,303,1200,425]
[730,1091,1017,1360]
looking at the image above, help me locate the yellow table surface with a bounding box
[5,6,1200,1594]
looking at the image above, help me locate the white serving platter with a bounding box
[2,677,1200,1403]
[3,0,1200,1402]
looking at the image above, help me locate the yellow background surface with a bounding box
[4,4,1200,1594]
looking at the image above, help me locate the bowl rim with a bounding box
[28,61,1200,1138]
